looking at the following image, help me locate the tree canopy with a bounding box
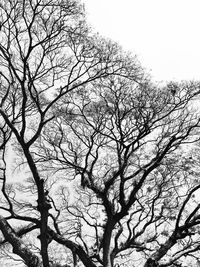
[1,1,200,267]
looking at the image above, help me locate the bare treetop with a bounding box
[0,1,200,267]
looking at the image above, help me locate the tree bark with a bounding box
[102,219,115,267]
[143,233,177,267]
[23,146,50,267]
[0,216,42,267]
[144,258,159,267]
[48,228,97,267]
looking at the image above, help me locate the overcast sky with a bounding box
[84,0,200,82]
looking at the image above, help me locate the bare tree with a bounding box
[37,77,200,267]
[0,0,145,267]
[1,1,200,267]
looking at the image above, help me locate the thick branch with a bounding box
[0,216,41,267]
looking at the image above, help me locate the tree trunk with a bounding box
[102,219,115,267]
[23,147,50,267]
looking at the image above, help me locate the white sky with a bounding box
[83,0,200,82]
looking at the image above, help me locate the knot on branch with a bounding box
[176,228,195,239]
[37,194,52,212]
[145,258,159,267]
[37,232,52,244]
[37,201,52,211]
